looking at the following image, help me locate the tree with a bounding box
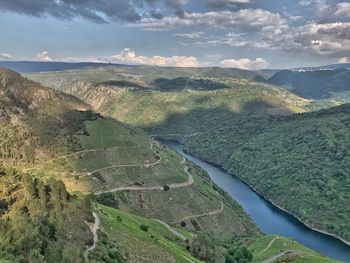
[225,246,253,263]
[37,180,49,208]
[140,224,149,232]
[190,232,223,263]
[28,249,45,263]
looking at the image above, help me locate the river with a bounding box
[162,140,350,263]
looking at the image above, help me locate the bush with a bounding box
[163,185,170,191]
[140,224,149,232]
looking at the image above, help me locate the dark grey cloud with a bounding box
[0,0,187,23]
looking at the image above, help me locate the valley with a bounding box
[2,1,349,262]
[21,63,350,262]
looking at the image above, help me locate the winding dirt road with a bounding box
[261,251,295,263]
[259,236,280,254]
[173,200,224,224]
[154,219,187,241]
[94,157,193,195]
[84,212,100,262]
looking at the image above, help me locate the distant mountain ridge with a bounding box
[0,61,111,73]
[268,69,350,99]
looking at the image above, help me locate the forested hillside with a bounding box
[268,69,350,99]
[186,104,350,242]
[0,164,92,262]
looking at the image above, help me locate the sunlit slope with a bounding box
[26,67,309,129]
[26,64,264,89]
[0,68,260,244]
[61,117,259,240]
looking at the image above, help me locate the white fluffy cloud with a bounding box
[111,48,200,67]
[338,57,348,63]
[220,58,269,69]
[36,51,52,61]
[0,53,12,60]
[131,9,287,33]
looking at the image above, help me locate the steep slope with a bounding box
[25,67,309,130]
[0,68,261,262]
[268,69,350,99]
[183,103,350,243]
[225,104,350,242]
[27,68,310,167]
[17,67,342,262]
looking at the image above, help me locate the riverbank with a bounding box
[184,147,350,247]
[160,139,350,262]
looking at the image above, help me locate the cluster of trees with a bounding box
[189,232,253,263]
[0,109,100,165]
[0,164,92,262]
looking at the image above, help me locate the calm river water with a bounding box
[163,140,350,263]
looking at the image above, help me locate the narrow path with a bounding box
[94,156,193,195]
[23,144,141,172]
[260,251,295,263]
[84,212,100,262]
[81,141,162,178]
[150,133,203,138]
[173,200,224,224]
[259,236,280,254]
[154,219,187,241]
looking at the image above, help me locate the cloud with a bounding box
[299,1,350,18]
[0,0,189,23]
[299,0,313,6]
[338,57,348,63]
[111,48,199,67]
[0,53,12,60]
[174,32,205,39]
[200,20,350,55]
[293,22,350,54]
[332,2,350,17]
[132,8,287,33]
[220,58,269,69]
[36,51,52,61]
[207,0,251,8]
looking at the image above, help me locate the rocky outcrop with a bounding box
[66,81,118,110]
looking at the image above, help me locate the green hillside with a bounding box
[0,68,341,262]
[268,69,350,100]
[0,165,92,262]
[249,235,338,263]
[26,64,265,90]
[181,104,350,243]
[89,203,203,263]
[0,68,261,261]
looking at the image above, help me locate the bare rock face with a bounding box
[67,81,118,110]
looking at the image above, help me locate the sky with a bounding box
[0,0,349,69]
